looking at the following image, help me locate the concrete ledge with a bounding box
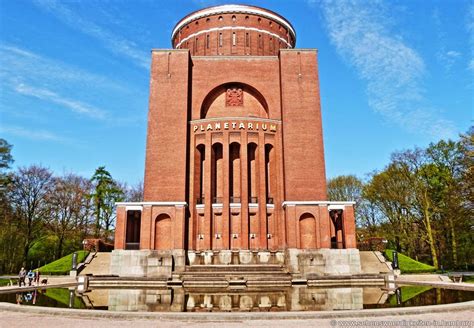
[397,280,474,291]
[0,301,473,320]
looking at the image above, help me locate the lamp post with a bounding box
[392,251,399,270]
[72,252,78,271]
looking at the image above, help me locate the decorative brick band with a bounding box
[175,26,293,49]
[172,5,296,41]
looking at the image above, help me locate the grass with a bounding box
[389,285,432,305]
[45,288,86,308]
[463,276,474,284]
[384,249,436,274]
[0,278,18,286]
[38,251,89,275]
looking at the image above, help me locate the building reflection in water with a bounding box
[104,286,386,312]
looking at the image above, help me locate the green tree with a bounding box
[47,174,92,259]
[8,165,53,265]
[364,163,418,256]
[90,166,124,239]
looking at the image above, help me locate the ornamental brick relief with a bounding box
[226,87,243,106]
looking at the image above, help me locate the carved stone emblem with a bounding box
[226,88,243,106]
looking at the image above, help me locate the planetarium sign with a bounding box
[192,120,278,133]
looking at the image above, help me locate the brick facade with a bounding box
[114,4,357,257]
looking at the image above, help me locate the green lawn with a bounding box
[463,276,474,284]
[45,288,86,308]
[389,285,432,305]
[38,251,89,275]
[0,278,18,286]
[384,249,436,274]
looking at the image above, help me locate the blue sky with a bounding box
[0,0,472,185]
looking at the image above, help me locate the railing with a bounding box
[125,242,140,250]
[230,196,241,203]
[195,196,275,204]
[249,197,258,203]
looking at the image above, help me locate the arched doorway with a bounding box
[299,213,316,249]
[155,214,172,250]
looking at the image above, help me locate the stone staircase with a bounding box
[180,264,292,288]
[79,252,111,276]
[360,251,392,275]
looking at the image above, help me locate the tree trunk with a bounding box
[449,216,458,267]
[94,201,101,238]
[423,192,438,269]
[56,235,64,259]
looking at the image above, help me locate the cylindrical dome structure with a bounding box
[171,4,296,56]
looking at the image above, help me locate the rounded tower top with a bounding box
[171,4,296,56]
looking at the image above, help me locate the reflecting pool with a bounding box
[1,286,473,312]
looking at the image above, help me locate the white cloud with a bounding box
[0,125,66,142]
[33,0,150,69]
[318,0,456,139]
[446,50,461,58]
[14,83,106,119]
[0,44,124,90]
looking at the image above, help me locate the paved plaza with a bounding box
[1,309,473,328]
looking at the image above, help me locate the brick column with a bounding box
[222,133,230,249]
[318,205,331,248]
[343,205,357,248]
[204,133,212,250]
[240,133,249,249]
[285,204,297,248]
[258,133,267,249]
[114,206,126,250]
[174,205,186,249]
[140,205,152,250]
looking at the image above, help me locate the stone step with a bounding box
[182,270,289,276]
[185,265,286,273]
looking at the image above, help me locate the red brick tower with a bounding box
[113,5,359,277]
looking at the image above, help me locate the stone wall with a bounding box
[110,249,185,278]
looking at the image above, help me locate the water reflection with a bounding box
[1,286,473,312]
[0,288,86,309]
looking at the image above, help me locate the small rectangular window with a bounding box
[246,33,249,47]
[206,34,210,49]
[219,33,223,47]
[232,32,236,46]
[258,34,262,48]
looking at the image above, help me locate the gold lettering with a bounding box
[207,124,213,131]
[224,122,229,130]
[270,124,277,132]
[215,122,221,130]
[193,125,198,132]
[239,123,245,129]
[200,125,204,132]
[232,122,237,129]
[256,123,259,130]
[262,123,267,131]
[247,122,253,130]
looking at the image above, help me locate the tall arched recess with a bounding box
[200,82,269,119]
[155,214,172,250]
[299,213,317,249]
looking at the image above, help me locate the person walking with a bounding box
[34,269,40,286]
[18,267,26,287]
[27,269,34,286]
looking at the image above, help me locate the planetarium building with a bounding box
[111,4,360,279]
